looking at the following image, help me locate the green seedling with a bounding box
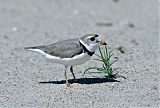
[83,45,126,79]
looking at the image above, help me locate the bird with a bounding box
[24,34,107,87]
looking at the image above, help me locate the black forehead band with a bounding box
[95,34,99,37]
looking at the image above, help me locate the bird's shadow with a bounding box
[39,77,119,85]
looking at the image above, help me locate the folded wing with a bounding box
[24,39,83,58]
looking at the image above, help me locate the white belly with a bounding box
[45,52,91,66]
[25,48,91,66]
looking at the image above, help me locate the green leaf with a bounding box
[85,72,102,74]
[109,59,118,66]
[98,46,104,60]
[83,45,123,80]
[94,59,103,62]
[97,67,105,71]
[83,67,99,74]
[112,68,119,72]
[95,54,103,59]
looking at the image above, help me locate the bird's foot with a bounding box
[66,83,71,87]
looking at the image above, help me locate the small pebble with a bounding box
[4,35,8,39]
[118,21,135,28]
[131,39,139,45]
[150,85,158,91]
[113,0,120,3]
[12,27,17,32]
[116,46,125,53]
[73,9,79,15]
[96,22,113,27]
[128,22,135,28]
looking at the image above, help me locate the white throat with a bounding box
[79,39,99,52]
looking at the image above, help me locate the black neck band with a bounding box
[79,41,95,56]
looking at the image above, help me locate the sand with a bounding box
[0,0,159,107]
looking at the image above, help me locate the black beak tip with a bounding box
[103,42,107,45]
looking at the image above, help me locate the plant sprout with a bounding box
[83,45,126,79]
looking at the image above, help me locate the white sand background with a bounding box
[0,0,159,107]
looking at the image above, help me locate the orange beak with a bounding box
[98,40,107,45]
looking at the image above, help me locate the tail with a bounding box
[24,46,38,50]
[24,46,46,56]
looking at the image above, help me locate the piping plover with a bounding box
[24,34,107,86]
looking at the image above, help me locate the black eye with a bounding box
[90,37,95,41]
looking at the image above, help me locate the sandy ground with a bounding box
[0,0,159,107]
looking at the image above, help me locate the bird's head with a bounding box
[79,34,107,52]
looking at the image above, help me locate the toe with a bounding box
[66,83,71,87]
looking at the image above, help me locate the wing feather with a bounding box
[25,39,83,58]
